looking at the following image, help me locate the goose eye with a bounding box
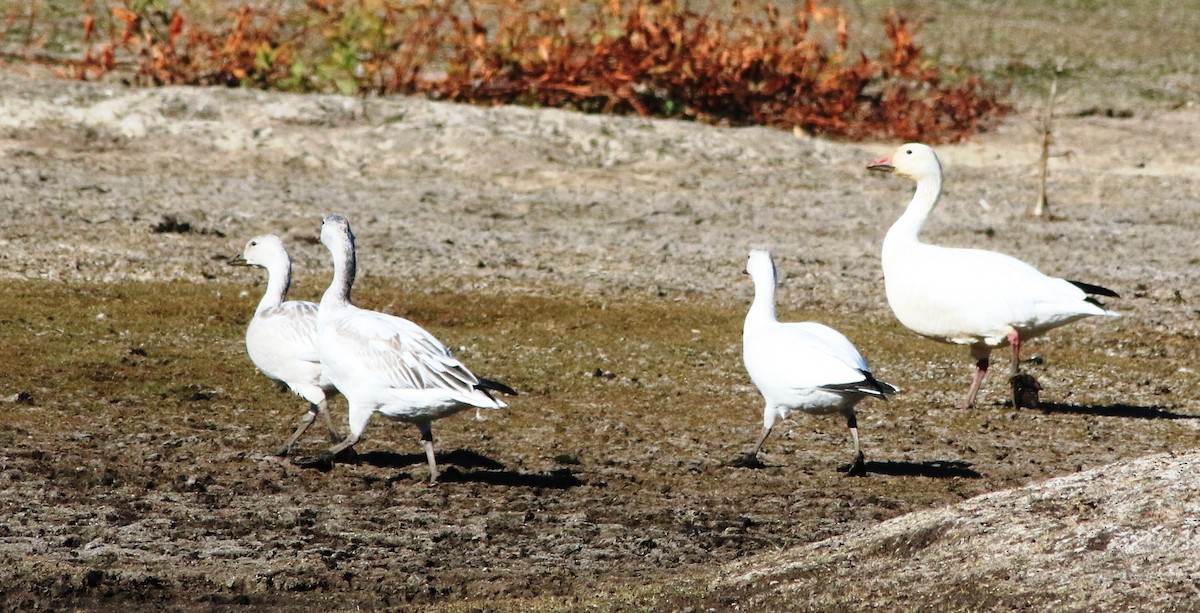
[905,149,913,155]
[250,241,257,246]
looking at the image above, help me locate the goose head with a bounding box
[867,143,941,182]
[320,214,355,254]
[229,234,287,268]
[745,249,778,286]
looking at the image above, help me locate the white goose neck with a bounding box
[746,271,778,325]
[884,172,942,252]
[256,257,291,315]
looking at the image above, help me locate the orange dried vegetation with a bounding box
[69,0,1005,142]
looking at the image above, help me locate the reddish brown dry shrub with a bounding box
[68,0,1004,142]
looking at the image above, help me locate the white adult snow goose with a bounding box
[867,143,1119,409]
[229,234,341,456]
[736,250,897,476]
[307,214,516,485]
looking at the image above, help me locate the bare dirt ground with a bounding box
[0,62,1197,611]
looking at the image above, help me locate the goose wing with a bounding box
[789,322,871,372]
[328,309,479,394]
[248,301,321,364]
[787,322,895,396]
[746,321,883,394]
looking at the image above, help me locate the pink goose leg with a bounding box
[959,357,989,409]
[1008,329,1022,375]
[959,343,993,409]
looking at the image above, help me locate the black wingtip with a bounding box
[1068,279,1120,299]
[821,371,898,399]
[862,371,899,398]
[476,377,518,397]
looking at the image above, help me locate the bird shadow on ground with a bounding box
[724,456,981,479]
[353,448,507,471]
[1035,402,1199,420]
[849,459,983,479]
[437,466,585,489]
[351,449,585,489]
